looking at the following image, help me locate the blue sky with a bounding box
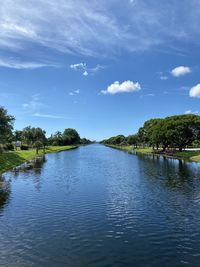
[1,0,200,140]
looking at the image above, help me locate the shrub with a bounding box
[5,143,14,151]
[52,141,58,146]
[21,144,29,150]
[0,144,4,153]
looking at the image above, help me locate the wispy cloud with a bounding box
[157,72,168,80]
[160,76,168,80]
[69,89,80,96]
[22,94,44,110]
[101,80,141,95]
[1,0,200,60]
[171,66,191,77]
[33,113,64,119]
[145,93,155,97]
[0,58,58,69]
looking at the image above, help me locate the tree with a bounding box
[127,134,138,147]
[164,114,200,151]
[48,131,63,146]
[0,106,15,145]
[22,126,46,147]
[137,114,200,151]
[14,130,23,142]
[63,128,80,145]
[34,140,43,155]
[22,126,34,146]
[138,119,163,149]
[80,138,92,144]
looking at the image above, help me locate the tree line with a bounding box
[101,114,200,152]
[0,106,92,153]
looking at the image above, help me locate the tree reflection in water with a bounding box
[12,156,46,191]
[0,175,11,213]
[137,153,200,189]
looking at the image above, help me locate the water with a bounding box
[0,144,200,267]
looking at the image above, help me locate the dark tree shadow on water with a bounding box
[12,158,46,191]
[0,175,11,213]
[137,153,200,190]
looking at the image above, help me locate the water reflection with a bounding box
[1,145,200,267]
[137,153,200,189]
[12,156,46,191]
[0,175,10,213]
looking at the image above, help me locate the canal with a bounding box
[0,144,200,267]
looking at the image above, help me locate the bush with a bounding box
[0,144,4,153]
[52,141,58,146]
[21,144,29,150]
[5,143,14,151]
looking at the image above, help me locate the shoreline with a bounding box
[106,145,200,163]
[0,145,79,175]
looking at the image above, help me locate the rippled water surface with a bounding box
[1,144,200,267]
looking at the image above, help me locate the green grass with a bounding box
[107,145,153,154]
[0,145,78,174]
[191,154,200,162]
[174,150,200,161]
[107,145,200,163]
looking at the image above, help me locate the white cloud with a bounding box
[101,80,141,95]
[70,62,87,76]
[33,113,64,119]
[185,110,198,115]
[83,71,88,76]
[70,62,102,76]
[70,63,86,71]
[189,83,200,98]
[171,66,191,77]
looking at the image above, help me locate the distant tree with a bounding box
[63,128,80,145]
[0,106,15,145]
[127,134,138,147]
[164,114,200,151]
[101,135,125,145]
[138,119,162,148]
[34,140,43,155]
[22,126,34,146]
[55,131,63,146]
[34,128,46,144]
[80,138,92,144]
[14,130,23,142]
[21,126,46,148]
[137,114,200,151]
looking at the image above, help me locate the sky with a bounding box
[1,0,200,141]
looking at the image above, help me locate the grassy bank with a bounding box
[107,145,152,154]
[0,145,78,174]
[107,145,200,163]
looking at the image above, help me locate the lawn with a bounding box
[107,145,200,163]
[0,145,78,174]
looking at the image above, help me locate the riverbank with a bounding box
[0,145,78,174]
[107,145,200,163]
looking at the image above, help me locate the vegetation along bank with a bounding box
[101,114,200,163]
[0,106,92,174]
